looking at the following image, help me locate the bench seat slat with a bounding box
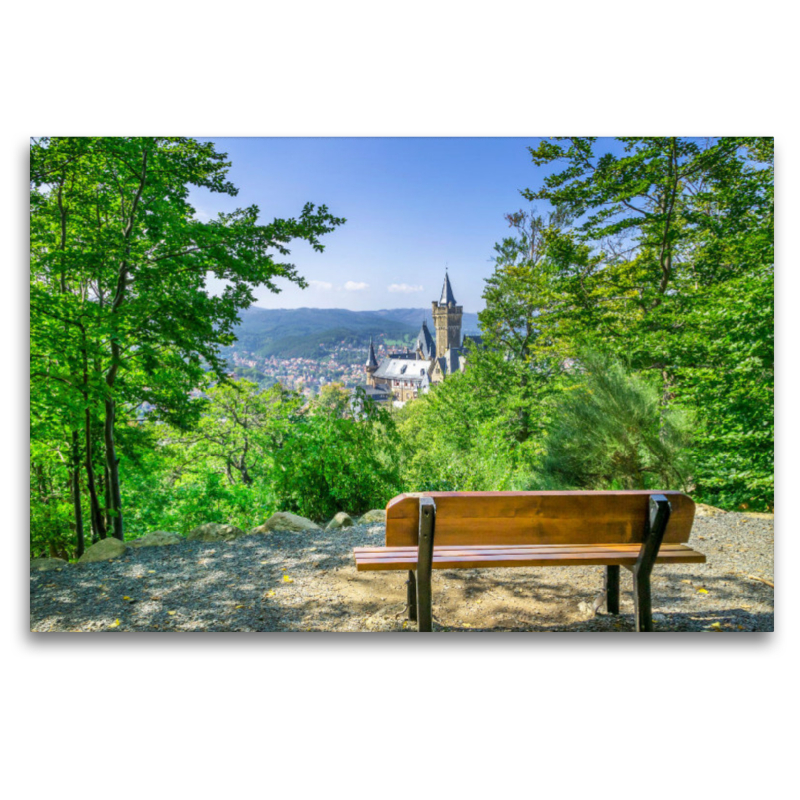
[354,543,705,571]
[354,543,692,555]
[354,544,698,558]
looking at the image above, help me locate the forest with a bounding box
[228,306,420,359]
[29,136,773,560]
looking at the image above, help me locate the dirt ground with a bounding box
[30,508,773,633]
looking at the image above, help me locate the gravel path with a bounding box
[30,509,774,633]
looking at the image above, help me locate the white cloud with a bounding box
[388,283,424,294]
[308,280,334,291]
[344,281,369,291]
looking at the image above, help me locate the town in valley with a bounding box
[224,271,479,405]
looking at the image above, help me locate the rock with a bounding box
[326,512,354,530]
[578,601,596,617]
[78,537,127,563]
[364,608,404,631]
[250,512,321,534]
[186,523,246,542]
[127,530,184,548]
[695,503,727,517]
[30,558,68,571]
[358,509,386,524]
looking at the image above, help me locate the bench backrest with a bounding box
[385,491,695,547]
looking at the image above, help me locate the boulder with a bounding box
[30,558,68,572]
[326,512,354,530]
[186,523,246,542]
[358,509,386,525]
[127,530,184,548]
[250,512,321,534]
[695,503,727,517]
[78,537,127,563]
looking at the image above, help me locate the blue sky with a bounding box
[191,137,611,313]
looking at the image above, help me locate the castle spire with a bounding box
[365,337,378,370]
[439,271,457,306]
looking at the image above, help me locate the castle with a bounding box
[363,272,480,406]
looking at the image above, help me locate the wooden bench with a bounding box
[353,491,705,632]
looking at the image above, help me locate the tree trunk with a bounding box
[659,368,673,443]
[85,407,106,541]
[33,461,48,558]
[104,397,124,540]
[516,368,531,443]
[49,541,70,560]
[98,146,146,543]
[240,463,253,486]
[70,429,85,558]
[103,460,111,533]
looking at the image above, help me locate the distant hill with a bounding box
[370,307,481,335]
[229,307,418,360]
[228,306,482,360]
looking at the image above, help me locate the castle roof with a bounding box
[462,334,483,348]
[362,384,390,401]
[365,337,378,369]
[416,320,435,359]
[439,272,457,306]
[373,357,429,383]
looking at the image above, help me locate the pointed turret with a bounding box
[365,337,379,387]
[416,319,435,360]
[365,337,378,369]
[439,271,457,307]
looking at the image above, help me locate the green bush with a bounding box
[541,353,693,491]
[271,388,401,520]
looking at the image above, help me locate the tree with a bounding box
[116,381,301,535]
[30,137,345,547]
[477,207,571,445]
[541,352,692,491]
[480,206,571,363]
[522,137,773,508]
[272,388,401,520]
[167,380,300,488]
[524,137,772,361]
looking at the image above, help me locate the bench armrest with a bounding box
[635,494,672,575]
[631,494,671,631]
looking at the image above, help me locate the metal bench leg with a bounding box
[605,565,620,614]
[633,571,652,631]
[633,495,671,632]
[416,497,436,632]
[407,570,417,621]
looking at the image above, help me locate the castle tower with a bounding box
[431,271,462,358]
[365,337,378,386]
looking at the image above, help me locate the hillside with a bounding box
[228,306,481,360]
[369,307,481,335]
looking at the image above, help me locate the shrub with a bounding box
[541,352,692,491]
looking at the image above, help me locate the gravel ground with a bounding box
[30,508,774,633]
